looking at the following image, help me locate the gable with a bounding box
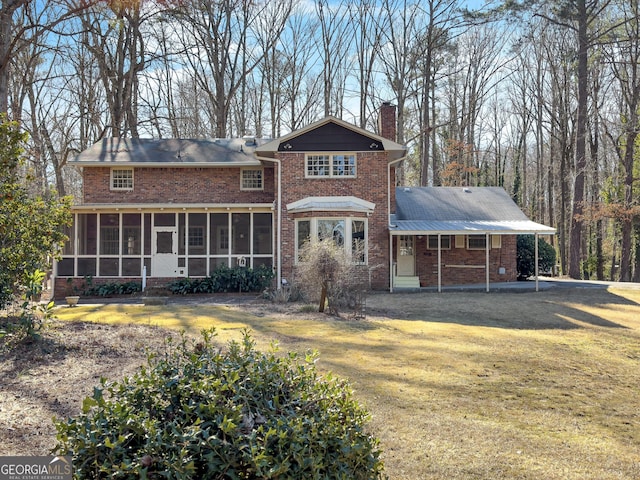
[255,116,406,160]
[278,122,384,152]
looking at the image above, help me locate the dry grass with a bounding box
[2,287,640,479]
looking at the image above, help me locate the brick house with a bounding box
[53,104,554,297]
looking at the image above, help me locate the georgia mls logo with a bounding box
[0,456,72,480]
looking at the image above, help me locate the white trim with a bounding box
[294,217,369,265]
[287,196,375,214]
[256,115,407,161]
[467,234,487,250]
[427,234,451,250]
[110,168,134,191]
[240,168,264,191]
[71,203,274,212]
[304,152,357,178]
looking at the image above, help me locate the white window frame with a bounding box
[240,168,264,190]
[427,235,451,250]
[467,234,487,250]
[295,217,368,264]
[110,168,134,191]
[188,226,205,248]
[305,153,356,178]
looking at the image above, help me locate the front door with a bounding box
[152,227,178,277]
[396,235,415,276]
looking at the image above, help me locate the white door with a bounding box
[396,235,415,276]
[152,227,178,277]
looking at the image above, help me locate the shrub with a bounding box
[83,280,142,297]
[516,235,556,279]
[53,330,384,479]
[167,265,274,295]
[296,240,366,314]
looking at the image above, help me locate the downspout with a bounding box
[256,155,282,290]
[388,155,407,292]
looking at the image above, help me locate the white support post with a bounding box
[485,233,490,292]
[535,232,539,292]
[437,234,442,293]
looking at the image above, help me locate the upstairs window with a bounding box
[306,153,356,178]
[110,168,133,191]
[241,168,263,190]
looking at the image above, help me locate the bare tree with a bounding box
[277,8,323,134]
[346,0,385,128]
[315,0,351,118]
[177,0,292,138]
[601,0,640,281]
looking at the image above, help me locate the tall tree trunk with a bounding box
[568,0,588,279]
[0,0,26,115]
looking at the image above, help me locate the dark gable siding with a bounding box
[278,122,384,152]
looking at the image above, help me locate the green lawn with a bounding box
[55,287,640,479]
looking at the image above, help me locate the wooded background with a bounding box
[2,0,639,281]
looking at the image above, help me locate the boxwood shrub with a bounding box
[53,330,384,479]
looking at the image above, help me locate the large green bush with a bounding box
[0,116,71,308]
[516,235,557,279]
[167,265,274,295]
[53,330,384,479]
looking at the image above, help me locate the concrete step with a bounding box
[393,276,421,289]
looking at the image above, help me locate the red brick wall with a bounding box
[413,235,517,286]
[278,151,391,290]
[82,166,275,204]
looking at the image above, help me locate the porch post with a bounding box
[535,232,539,292]
[485,232,490,292]
[389,232,394,292]
[437,234,442,293]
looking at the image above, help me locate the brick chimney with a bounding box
[377,102,397,142]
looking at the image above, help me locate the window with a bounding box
[188,226,205,248]
[296,217,367,264]
[306,154,356,178]
[332,154,356,177]
[306,155,330,176]
[467,235,487,250]
[110,168,133,190]
[241,168,263,190]
[352,220,365,263]
[427,235,451,249]
[399,235,413,256]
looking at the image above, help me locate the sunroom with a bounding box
[56,206,274,281]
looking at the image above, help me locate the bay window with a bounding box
[296,217,367,264]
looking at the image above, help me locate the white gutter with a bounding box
[387,154,407,292]
[256,155,282,290]
[70,203,274,211]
